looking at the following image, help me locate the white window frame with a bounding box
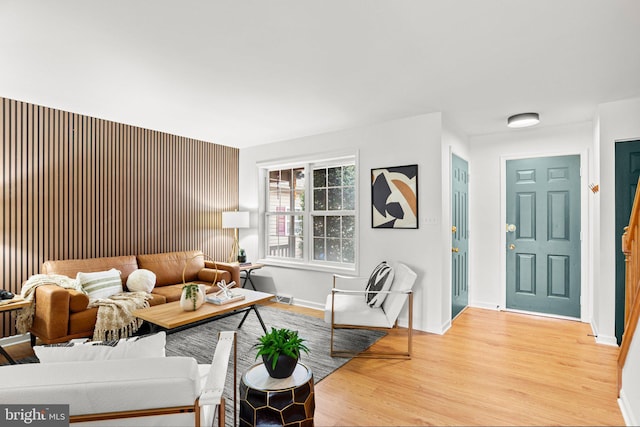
[257,151,359,273]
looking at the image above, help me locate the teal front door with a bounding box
[452,154,469,319]
[615,140,640,344]
[506,155,581,317]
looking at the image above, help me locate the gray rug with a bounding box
[165,305,386,426]
[166,305,385,379]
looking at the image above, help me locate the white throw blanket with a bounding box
[16,274,150,341]
[88,292,150,341]
[16,274,83,335]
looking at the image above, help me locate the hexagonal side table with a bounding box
[240,362,315,427]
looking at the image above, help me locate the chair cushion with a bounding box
[365,261,394,308]
[325,294,392,328]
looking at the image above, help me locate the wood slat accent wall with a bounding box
[0,97,239,338]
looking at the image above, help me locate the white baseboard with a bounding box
[290,298,325,311]
[619,389,636,426]
[470,301,501,311]
[590,321,619,346]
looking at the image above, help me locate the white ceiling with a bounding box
[1,0,639,148]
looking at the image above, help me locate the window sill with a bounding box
[257,258,358,275]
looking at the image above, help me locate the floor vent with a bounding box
[273,294,293,305]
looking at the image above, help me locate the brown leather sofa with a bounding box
[29,250,240,344]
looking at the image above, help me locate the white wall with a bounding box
[468,122,593,314]
[239,113,452,333]
[595,97,640,425]
[620,328,640,426]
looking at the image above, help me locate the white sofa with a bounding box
[0,332,236,427]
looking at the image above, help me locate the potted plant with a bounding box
[254,327,309,378]
[237,248,247,263]
[179,283,204,311]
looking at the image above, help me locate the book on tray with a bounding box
[206,293,245,305]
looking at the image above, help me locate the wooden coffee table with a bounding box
[133,288,274,334]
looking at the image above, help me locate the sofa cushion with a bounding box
[127,269,157,293]
[365,261,394,308]
[151,282,212,303]
[77,268,123,300]
[198,267,231,285]
[34,332,166,363]
[0,357,201,416]
[42,255,138,284]
[137,250,204,287]
[68,289,90,313]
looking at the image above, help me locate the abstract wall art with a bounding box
[371,164,418,229]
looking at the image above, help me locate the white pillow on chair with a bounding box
[365,261,395,308]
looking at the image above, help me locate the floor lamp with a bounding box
[222,211,250,263]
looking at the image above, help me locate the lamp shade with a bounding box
[222,211,250,229]
[507,112,540,128]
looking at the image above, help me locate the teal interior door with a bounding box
[506,155,581,318]
[614,140,640,344]
[452,154,469,319]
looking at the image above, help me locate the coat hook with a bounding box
[589,183,599,193]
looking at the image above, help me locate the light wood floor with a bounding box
[2,304,624,426]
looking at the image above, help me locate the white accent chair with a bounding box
[324,262,417,358]
[0,331,237,427]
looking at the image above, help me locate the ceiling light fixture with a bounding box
[507,112,540,128]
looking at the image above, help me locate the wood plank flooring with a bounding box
[1,304,624,426]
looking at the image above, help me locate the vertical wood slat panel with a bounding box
[0,96,239,338]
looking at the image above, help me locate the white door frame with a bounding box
[499,149,590,322]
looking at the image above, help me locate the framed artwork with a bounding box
[371,164,418,229]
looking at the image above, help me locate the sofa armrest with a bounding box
[204,261,240,287]
[30,285,73,342]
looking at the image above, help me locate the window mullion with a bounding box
[303,163,311,263]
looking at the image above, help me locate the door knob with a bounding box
[451,225,457,233]
[509,244,516,250]
[452,247,459,253]
[506,224,517,232]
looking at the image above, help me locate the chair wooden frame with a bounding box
[329,274,414,359]
[69,331,237,427]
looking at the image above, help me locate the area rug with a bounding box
[165,305,385,381]
[165,305,386,426]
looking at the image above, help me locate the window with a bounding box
[263,155,357,270]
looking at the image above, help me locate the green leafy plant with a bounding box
[182,284,201,311]
[254,327,310,370]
